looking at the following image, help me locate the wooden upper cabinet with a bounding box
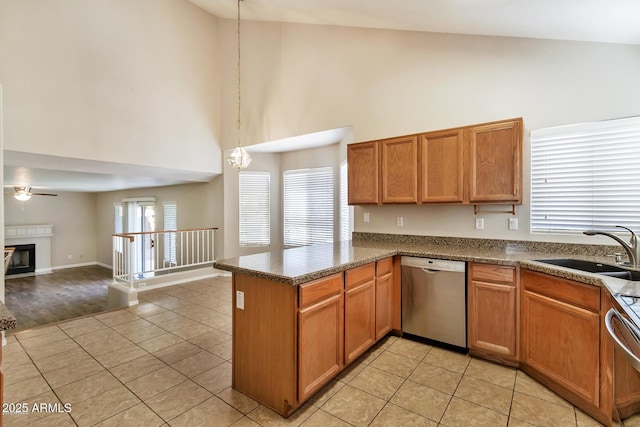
[467,119,523,203]
[347,141,379,204]
[381,136,418,203]
[419,129,464,203]
[347,118,523,206]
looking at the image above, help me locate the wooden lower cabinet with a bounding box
[345,264,376,365]
[521,269,608,424]
[375,257,394,340]
[232,258,397,417]
[467,263,518,365]
[298,292,344,401]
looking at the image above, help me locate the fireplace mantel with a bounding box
[5,224,53,239]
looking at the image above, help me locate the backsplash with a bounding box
[352,232,620,259]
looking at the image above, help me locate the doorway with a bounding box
[125,200,156,278]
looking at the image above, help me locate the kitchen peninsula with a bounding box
[214,234,640,423]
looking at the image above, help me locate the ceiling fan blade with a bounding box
[31,193,58,197]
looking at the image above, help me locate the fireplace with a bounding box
[5,244,36,275]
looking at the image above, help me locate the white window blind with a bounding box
[163,201,177,265]
[239,171,271,247]
[284,167,334,247]
[340,161,352,241]
[531,116,640,233]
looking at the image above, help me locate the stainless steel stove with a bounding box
[615,294,640,326]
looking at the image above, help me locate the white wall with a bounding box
[220,143,352,259]
[0,0,222,174]
[1,86,5,302]
[223,152,282,258]
[219,20,640,244]
[4,192,97,268]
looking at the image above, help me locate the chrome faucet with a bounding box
[584,226,640,268]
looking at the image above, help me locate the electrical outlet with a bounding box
[509,218,519,230]
[67,254,73,260]
[396,216,404,227]
[363,212,370,223]
[475,218,484,230]
[236,291,245,310]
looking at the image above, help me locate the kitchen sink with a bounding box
[535,258,640,281]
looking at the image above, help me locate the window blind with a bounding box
[531,116,640,233]
[239,171,271,247]
[163,201,177,265]
[340,161,351,241]
[283,167,334,247]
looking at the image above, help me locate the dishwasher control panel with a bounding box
[400,256,466,272]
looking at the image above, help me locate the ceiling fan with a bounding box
[4,186,58,201]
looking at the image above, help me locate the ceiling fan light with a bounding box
[227,146,252,169]
[14,192,32,201]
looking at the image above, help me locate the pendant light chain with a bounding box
[227,0,252,169]
[237,0,242,147]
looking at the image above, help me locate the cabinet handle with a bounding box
[605,308,640,372]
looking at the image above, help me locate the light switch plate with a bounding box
[475,218,484,230]
[236,291,245,310]
[364,212,370,223]
[509,218,518,230]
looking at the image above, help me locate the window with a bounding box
[239,171,271,247]
[283,167,334,247]
[114,203,123,252]
[531,116,640,233]
[163,201,177,265]
[340,161,352,241]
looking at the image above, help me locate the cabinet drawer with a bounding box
[522,269,600,312]
[346,263,375,290]
[299,273,343,308]
[471,263,515,285]
[376,257,393,277]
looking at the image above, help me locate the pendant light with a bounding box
[227,0,252,169]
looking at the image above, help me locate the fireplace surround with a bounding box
[5,244,36,275]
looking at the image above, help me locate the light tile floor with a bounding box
[3,276,607,427]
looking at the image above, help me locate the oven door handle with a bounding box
[605,308,640,372]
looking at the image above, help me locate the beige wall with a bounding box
[219,20,640,244]
[0,0,223,174]
[1,179,223,270]
[4,192,98,268]
[95,179,224,266]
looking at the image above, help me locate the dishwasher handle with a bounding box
[421,268,441,274]
[605,308,640,372]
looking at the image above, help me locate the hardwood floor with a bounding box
[4,265,112,332]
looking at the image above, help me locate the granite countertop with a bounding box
[213,235,640,299]
[0,301,17,332]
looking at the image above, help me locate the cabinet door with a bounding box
[298,293,344,402]
[375,273,393,341]
[344,281,375,365]
[468,279,517,358]
[381,136,418,203]
[347,142,379,204]
[419,129,464,203]
[467,119,522,203]
[521,289,600,406]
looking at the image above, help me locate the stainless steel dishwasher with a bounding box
[401,256,467,349]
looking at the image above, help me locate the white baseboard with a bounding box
[137,268,226,292]
[51,261,99,271]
